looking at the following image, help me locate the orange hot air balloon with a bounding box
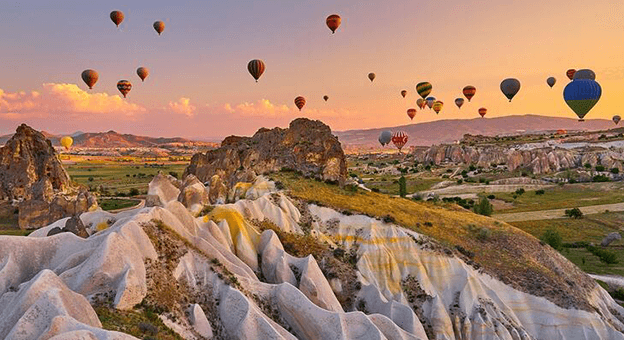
[110,10,124,27]
[556,129,567,135]
[432,101,443,114]
[117,80,132,98]
[153,21,165,35]
[478,107,487,118]
[407,108,416,120]
[401,90,407,98]
[247,59,266,82]
[81,69,99,89]
[463,85,476,102]
[326,14,341,34]
[566,69,576,81]
[416,98,426,109]
[136,67,149,82]
[294,96,306,111]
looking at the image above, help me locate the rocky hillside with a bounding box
[184,118,347,203]
[0,124,97,228]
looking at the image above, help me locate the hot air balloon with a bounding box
[136,67,149,82]
[110,10,124,27]
[392,131,408,152]
[455,98,465,109]
[416,82,432,99]
[247,59,266,82]
[401,90,407,98]
[564,79,601,121]
[613,115,621,125]
[478,108,487,118]
[432,101,443,114]
[323,95,329,102]
[566,69,576,81]
[153,21,165,35]
[573,69,596,80]
[368,73,376,82]
[416,98,426,109]
[60,136,73,150]
[326,14,341,34]
[426,97,436,109]
[81,69,99,89]
[407,108,416,120]
[547,77,556,88]
[294,96,306,111]
[379,130,392,146]
[556,129,567,135]
[117,80,132,98]
[463,86,476,102]
[500,78,521,102]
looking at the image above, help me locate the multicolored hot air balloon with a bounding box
[392,131,408,152]
[110,11,124,27]
[463,86,476,102]
[455,98,465,109]
[547,77,556,88]
[564,79,601,121]
[416,98,426,109]
[368,73,376,82]
[613,115,621,125]
[407,108,416,120]
[416,82,432,99]
[478,107,487,118]
[379,130,392,146]
[426,97,436,109]
[432,101,443,114]
[401,90,407,98]
[247,59,266,82]
[117,80,132,98]
[323,95,329,102]
[60,136,73,150]
[136,67,149,82]
[153,21,165,35]
[326,14,341,34]
[81,69,99,89]
[500,78,521,102]
[573,69,596,81]
[566,69,576,81]
[294,96,306,111]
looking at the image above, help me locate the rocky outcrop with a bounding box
[415,143,624,175]
[185,118,347,203]
[0,124,98,229]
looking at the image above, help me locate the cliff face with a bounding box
[184,118,347,203]
[414,143,624,175]
[0,124,97,229]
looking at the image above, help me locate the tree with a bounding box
[565,208,583,219]
[398,176,407,198]
[541,229,563,251]
[129,188,140,196]
[473,197,493,216]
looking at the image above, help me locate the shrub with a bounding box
[425,165,431,171]
[168,171,178,179]
[479,177,486,183]
[129,188,140,196]
[611,168,620,174]
[469,164,476,171]
[565,208,583,219]
[540,229,563,251]
[584,163,592,169]
[476,228,492,241]
[595,165,605,172]
[456,179,463,184]
[382,215,395,224]
[535,189,545,195]
[398,176,407,198]
[487,194,495,199]
[371,187,380,193]
[593,175,610,182]
[588,246,619,264]
[515,188,525,195]
[473,197,493,216]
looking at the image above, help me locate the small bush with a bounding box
[473,197,493,216]
[88,177,94,182]
[595,165,605,172]
[611,168,620,174]
[593,175,610,182]
[565,208,583,219]
[168,171,178,179]
[382,215,395,224]
[588,246,619,264]
[469,165,476,171]
[476,228,492,241]
[584,163,592,169]
[515,188,525,196]
[129,188,140,196]
[535,189,545,195]
[540,229,563,250]
[456,179,463,184]
[487,194,495,199]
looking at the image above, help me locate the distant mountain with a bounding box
[334,114,616,147]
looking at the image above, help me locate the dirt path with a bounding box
[107,199,145,213]
[494,202,624,222]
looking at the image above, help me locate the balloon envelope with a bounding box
[566,69,576,80]
[573,69,596,81]
[392,131,408,152]
[500,78,521,102]
[81,69,98,89]
[416,82,432,99]
[401,90,407,98]
[323,95,329,102]
[426,97,436,109]
[407,108,416,120]
[60,136,73,150]
[117,80,132,98]
[478,108,487,118]
[547,77,556,88]
[153,21,165,35]
[136,67,149,82]
[463,86,476,101]
[379,131,392,146]
[563,79,601,121]
[326,14,341,34]
[416,98,426,109]
[432,101,443,114]
[455,98,465,109]
[613,115,621,125]
[110,11,124,27]
[294,96,306,111]
[247,59,266,82]
[368,73,376,82]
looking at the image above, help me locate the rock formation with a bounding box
[601,232,622,247]
[185,118,347,203]
[0,124,97,229]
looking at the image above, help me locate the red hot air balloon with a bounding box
[294,96,306,111]
[326,14,341,34]
[117,80,132,98]
[81,69,99,89]
[401,90,407,98]
[478,107,487,118]
[407,108,416,120]
[392,131,409,152]
[463,85,476,102]
[566,69,576,81]
[110,11,124,27]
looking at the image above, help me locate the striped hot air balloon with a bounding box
[566,69,576,81]
[326,14,341,34]
[455,98,465,109]
[478,107,487,118]
[432,101,443,114]
[416,82,432,99]
[416,98,426,109]
[564,79,601,121]
[117,80,132,98]
[392,131,408,152]
[463,86,476,102]
[247,59,266,82]
[426,97,436,109]
[407,108,416,120]
[294,96,306,111]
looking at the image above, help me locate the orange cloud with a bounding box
[168,97,196,117]
[224,99,293,117]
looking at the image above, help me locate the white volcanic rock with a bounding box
[146,172,181,207]
[189,304,213,339]
[178,174,209,215]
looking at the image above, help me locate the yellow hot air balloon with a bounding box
[60,136,73,150]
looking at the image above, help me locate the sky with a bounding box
[0,0,623,139]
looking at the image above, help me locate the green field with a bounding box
[99,199,141,211]
[0,229,32,236]
[364,175,445,195]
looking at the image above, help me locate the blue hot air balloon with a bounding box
[563,79,601,121]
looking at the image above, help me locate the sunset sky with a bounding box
[0,0,623,139]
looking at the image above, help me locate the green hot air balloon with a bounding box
[416,82,432,99]
[500,78,521,102]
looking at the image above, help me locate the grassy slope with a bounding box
[99,199,141,211]
[273,171,597,310]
